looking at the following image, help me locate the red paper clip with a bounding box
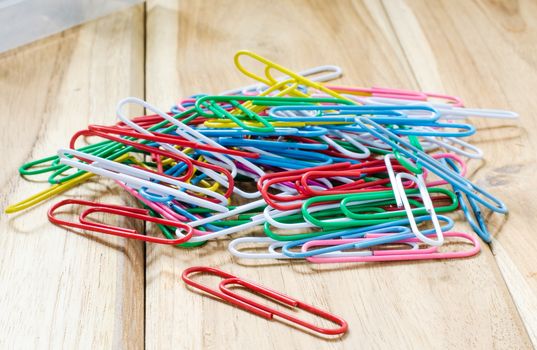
[48,199,193,244]
[258,160,413,211]
[298,164,412,196]
[115,112,169,129]
[182,266,348,335]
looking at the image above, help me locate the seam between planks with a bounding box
[142,2,148,350]
[378,1,420,90]
[491,240,537,348]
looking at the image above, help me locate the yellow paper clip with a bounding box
[5,172,95,214]
[234,50,355,103]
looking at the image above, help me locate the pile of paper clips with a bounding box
[7,50,519,335]
[8,50,517,261]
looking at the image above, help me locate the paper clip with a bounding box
[5,172,94,214]
[443,157,493,242]
[227,236,419,260]
[280,215,455,259]
[220,64,343,96]
[19,140,113,178]
[326,86,464,106]
[301,232,480,263]
[5,152,134,214]
[359,96,518,119]
[48,199,194,244]
[182,266,348,335]
[195,95,352,132]
[58,148,230,212]
[323,84,427,100]
[384,154,444,246]
[234,50,354,103]
[228,236,290,259]
[423,135,484,159]
[298,186,456,231]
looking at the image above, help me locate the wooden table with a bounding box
[1,1,536,349]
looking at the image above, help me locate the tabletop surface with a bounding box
[1,1,536,349]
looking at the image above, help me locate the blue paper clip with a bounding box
[352,117,507,213]
[269,104,441,122]
[248,149,333,169]
[217,138,329,151]
[329,121,475,138]
[269,104,474,137]
[442,156,493,242]
[196,126,327,137]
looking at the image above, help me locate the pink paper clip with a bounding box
[324,84,464,106]
[301,232,480,263]
[326,84,426,100]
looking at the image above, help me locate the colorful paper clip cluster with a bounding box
[7,50,518,335]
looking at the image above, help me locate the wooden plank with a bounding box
[145,0,531,349]
[0,5,145,349]
[382,0,537,346]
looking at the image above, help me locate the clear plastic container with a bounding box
[0,0,143,53]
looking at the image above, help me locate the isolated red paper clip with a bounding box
[182,266,348,335]
[48,199,193,244]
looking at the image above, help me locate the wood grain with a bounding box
[145,1,532,349]
[1,1,535,348]
[382,0,537,346]
[0,5,145,349]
